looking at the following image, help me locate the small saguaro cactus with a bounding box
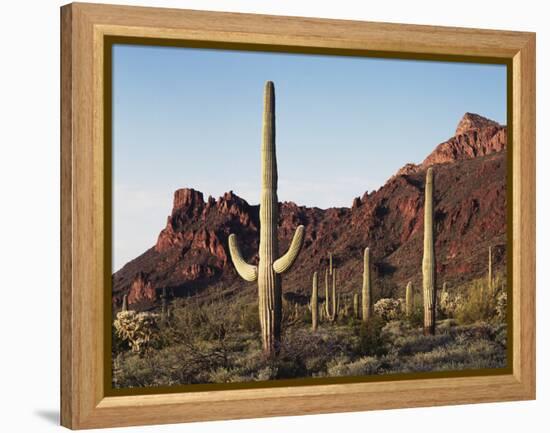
[405,281,414,317]
[324,257,339,322]
[228,81,305,357]
[362,247,373,322]
[353,292,359,318]
[311,272,319,331]
[422,167,436,336]
[121,294,128,312]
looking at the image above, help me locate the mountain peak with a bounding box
[455,113,500,136]
[173,188,204,211]
[392,113,506,179]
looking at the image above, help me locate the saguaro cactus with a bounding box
[324,258,339,322]
[311,272,318,331]
[353,293,359,319]
[121,294,128,312]
[422,167,436,335]
[405,281,414,317]
[228,81,305,356]
[362,247,373,322]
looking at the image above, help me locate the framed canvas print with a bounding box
[60,2,536,429]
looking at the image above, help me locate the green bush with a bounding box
[407,303,424,328]
[354,316,388,357]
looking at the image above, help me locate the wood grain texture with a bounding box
[60,2,536,429]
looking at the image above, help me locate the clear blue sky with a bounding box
[112,44,506,271]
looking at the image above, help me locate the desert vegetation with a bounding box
[112,268,507,388]
[112,81,508,388]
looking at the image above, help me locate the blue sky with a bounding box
[112,44,506,270]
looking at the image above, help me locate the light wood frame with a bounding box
[61,2,536,429]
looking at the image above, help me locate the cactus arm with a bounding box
[273,225,305,274]
[228,234,258,282]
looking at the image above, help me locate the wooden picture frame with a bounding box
[60,2,536,429]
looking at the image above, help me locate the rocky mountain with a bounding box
[112,113,507,309]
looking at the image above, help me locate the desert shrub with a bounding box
[326,356,381,377]
[454,281,491,325]
[407,300,424,328]
[385,325,507,374]
[439,290,463,318]
[113,311,159,353]
[403,338,505,371]
[282,300,309,328]
[448,272,507,325]
[493,323,508,349]
[374,298,403,321]
[394,333,453,356]
[240,303,261,333]
[354,316,388,357]
[382,320,407,339]
[256,366,276,381]
[207,367,249,384]
[437,318,458,333]
[278,328,334,377]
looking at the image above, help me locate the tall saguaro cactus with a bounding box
[362,247,373,322]
[228,81,305,356]
[311,272,318,331]
[422,167,436,335]
[324,254,338,322]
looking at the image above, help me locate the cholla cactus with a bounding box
[113,310,159,353]
[374,298,403,321]
[228,82,305,356]
[495,290,507,321]
[422,167,436,335]
[439,290,452,316]
[311,272,318,331]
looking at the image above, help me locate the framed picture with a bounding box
[60,2,535,429]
